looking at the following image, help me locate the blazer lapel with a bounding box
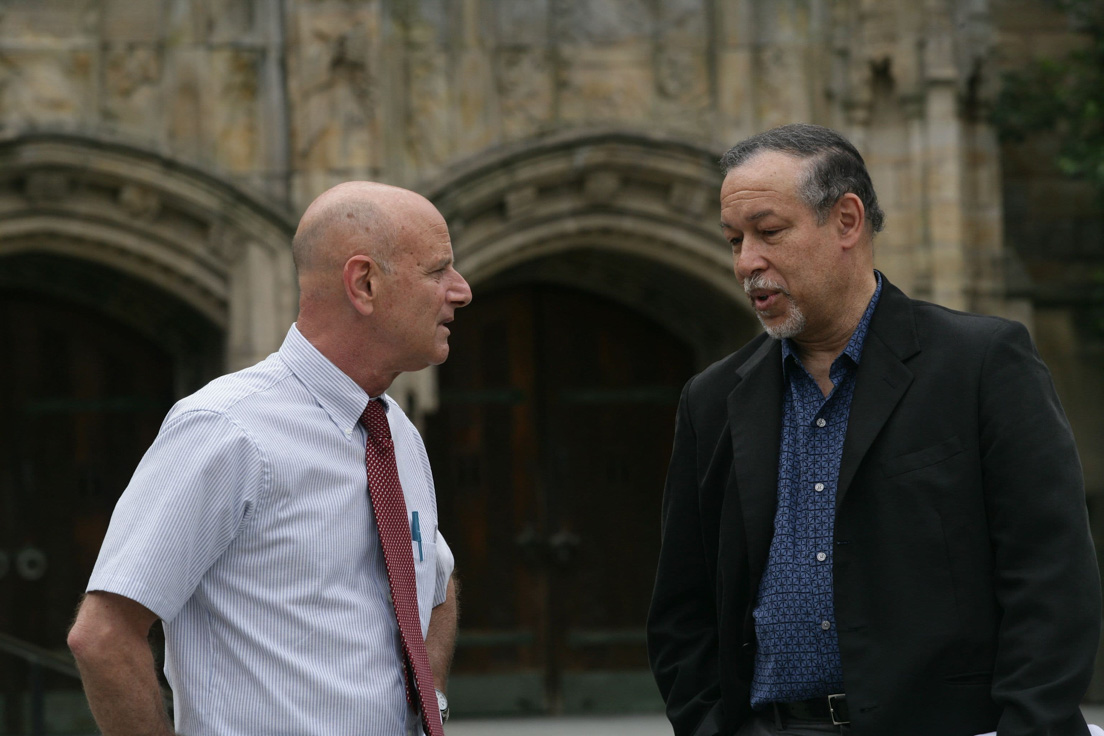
[836,280,920,507]
[727,337,784,580]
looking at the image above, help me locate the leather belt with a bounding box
[773,694,850,726]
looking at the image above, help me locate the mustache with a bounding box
[742,274,790,296]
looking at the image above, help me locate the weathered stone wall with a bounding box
[2,0,1098,481]
[989,0,1104,500]
[1,0,1097,459]
[0,1,1033,306]
[0,5,1099,491]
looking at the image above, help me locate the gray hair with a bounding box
[720,123,885,234]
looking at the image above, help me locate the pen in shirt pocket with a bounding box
[411,511,423,562]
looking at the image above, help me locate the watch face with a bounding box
[434,688,450,722]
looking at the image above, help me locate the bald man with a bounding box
[68,183,472,736]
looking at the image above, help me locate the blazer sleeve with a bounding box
[648,380,726,736]
[980,320,1102,735]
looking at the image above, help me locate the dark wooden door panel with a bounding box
[428,285,693,715]
[430,290,546,695]
[1,292,175,732]
[538,288,689,682]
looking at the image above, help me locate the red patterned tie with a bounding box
[360,399,444,736]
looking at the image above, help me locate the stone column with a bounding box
[226,232,295,370]
[714,0,761,150]
[922,3,969,311]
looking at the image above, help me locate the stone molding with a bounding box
[0,133,297,366]
[421,129,758,365]
[423,129,732,279]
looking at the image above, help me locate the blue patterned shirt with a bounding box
[750,272,883,707]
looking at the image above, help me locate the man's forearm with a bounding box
[68,592,175,736]
[427,575,459,692]
[76,646,173,736]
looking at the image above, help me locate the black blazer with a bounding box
[647,278,1101,736]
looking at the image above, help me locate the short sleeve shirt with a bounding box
[88,324,453,736]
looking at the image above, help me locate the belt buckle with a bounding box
[827,693,849,726]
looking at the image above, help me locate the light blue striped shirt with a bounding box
[89,324,453,736]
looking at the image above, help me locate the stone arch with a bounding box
[0,134,298,374]
[422,129,759,367]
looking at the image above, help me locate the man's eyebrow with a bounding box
[720,210,777,230]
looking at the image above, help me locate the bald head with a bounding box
[292,182,412,279]
[292,181,471,395]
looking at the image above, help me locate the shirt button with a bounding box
[816,418,827,427]
[816,551,827,562]
[821,620,832,630]
[814,482,825,492]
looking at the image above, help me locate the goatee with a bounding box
[743,274,806,339]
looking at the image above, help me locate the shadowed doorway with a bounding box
[426,284,695,715]
[0,254,222,732]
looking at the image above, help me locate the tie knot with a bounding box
[359,399,391,442]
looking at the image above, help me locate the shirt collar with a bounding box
[278,324,389,439]
[781,270,884,374]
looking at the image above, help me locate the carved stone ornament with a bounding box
[24,171,71,203]
[496,50,553,138]
[657,48,697,100]
[117,183,162,221]
[207,221,246,263]
[668,180,708,216]
[405,48,449,168]
[505,185,539,219]
[584,171,621,202]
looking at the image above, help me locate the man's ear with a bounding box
[343,254,378,316]
[835,193,866,249]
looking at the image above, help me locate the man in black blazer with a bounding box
[647,123,1101,736]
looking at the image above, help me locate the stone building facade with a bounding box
[0,0,1100,725]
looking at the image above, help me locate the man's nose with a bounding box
[452,272,473,307]
[734,240,767,281]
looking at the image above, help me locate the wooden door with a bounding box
[0,292,174,731]
[426,285,693,715]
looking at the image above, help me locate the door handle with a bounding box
[547,529,580,567]
[15,546,47,581]
[514,525,546,566]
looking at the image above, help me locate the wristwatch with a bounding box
[435,688,449,722]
